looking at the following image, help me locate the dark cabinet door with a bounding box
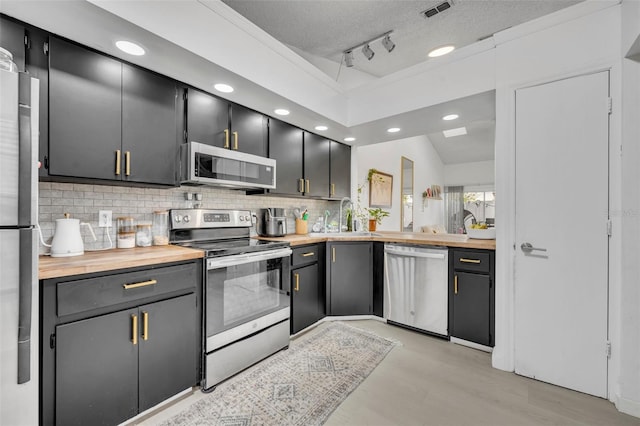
[0,17,25,70]
[291,264,320,334]
[138,294,197,412]
[451,271,492,346]
[304,132,330,197]
[122,64,178,185]
[269,119,304,195]
[55,308,138,426]
[230,103,267,157]
[328,242,373,315]
[330,141,351,199]
[48,37,122,180]
[185,88,228,148]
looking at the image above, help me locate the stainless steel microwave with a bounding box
[182,141,276,189]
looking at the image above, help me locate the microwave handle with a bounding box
[207,248,292,270]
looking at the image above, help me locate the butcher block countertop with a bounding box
[39,245,205,280]
[255,231,496,250]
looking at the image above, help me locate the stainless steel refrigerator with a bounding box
[0,66,39,425]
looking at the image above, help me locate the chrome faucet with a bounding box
[339,197,352,232]
[324,210,331,233]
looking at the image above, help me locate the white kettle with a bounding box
[43,213,97,257]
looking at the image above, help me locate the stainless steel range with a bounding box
[169,209,292,391]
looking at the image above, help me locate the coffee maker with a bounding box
[256,208,287,237]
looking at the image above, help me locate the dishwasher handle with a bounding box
[384,247,446,260]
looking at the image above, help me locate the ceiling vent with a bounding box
[421,1,454,19]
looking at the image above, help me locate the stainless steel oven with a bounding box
[169,209,291,391]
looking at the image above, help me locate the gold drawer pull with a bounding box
[298,178,304,193]
[331,183,335,196]
[142,311,149,341]
[233,131,239,150]
[332,247,336,263]
[123,279,157,290]
[125,151,131,176]
[294,273,300,292]
[131,314,138,345]
[459,258,481,264]
[224,129,230,148]
[306,179,310,193]
[454,275,458,294]
[301,252,315,257]
[115,150,121,175]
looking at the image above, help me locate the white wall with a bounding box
[444,160,495,187]
[355,135,444,232]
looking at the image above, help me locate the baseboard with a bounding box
[615,395,640,419]
[323,315,387,323]
[450,337,493,353]
[119,387,194,426]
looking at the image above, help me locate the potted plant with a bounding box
[367,207,389,231]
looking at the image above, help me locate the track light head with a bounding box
[362,44,375,61]
[382,34,395,53]
[344,51,354,67]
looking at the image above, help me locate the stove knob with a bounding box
[239,216,245,222]
[174,215,182,223]
[183,215,191,223]
[245,215,250,222]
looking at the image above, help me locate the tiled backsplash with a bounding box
[38,182,337,253]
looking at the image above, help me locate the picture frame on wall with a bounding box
[369,170,393,207]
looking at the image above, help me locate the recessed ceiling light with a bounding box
[344,137,356,142]
[387,127,401,133]
[442,114,459,121]
[274,109,290,116]
[315,125,328,131]
[428,45,455,58]
[443,126,467,138]
[214,83,234,93]
[115,40,145,56]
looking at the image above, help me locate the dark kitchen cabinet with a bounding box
[48,37,179,185]
[268,119,304,195]
[303,132,331,197]
[41,260,202,426]
[185,88,267,157]
[327,242,373,315]
[449,249,495,347]
[330,141,351,199]
[290,244,325,334]
[0,15,26,71]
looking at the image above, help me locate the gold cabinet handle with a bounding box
[125,151,131,176]
[224,129,230,149]
[142,311,149,341]
[301,252,315,257]
[460,258,481,264]
[298,178,304,193]
[131,314,138,345]
[294,273,300,292]
[233,131,239,150]
[306,179,310,193]
[331,183,335,197]
[454,275,458,294]
[115,150,121,175]
[332,246,336,263]
[123,279,157,290]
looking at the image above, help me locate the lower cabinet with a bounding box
[290,244,325,334]
[327,242,373,316]
[449,249,495,347]
[41,260,202,426]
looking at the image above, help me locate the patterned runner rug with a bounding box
[161,321,399,426]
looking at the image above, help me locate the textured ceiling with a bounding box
[222,0,582,78]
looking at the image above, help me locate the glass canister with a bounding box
[152,210,169,245]
[0,47,18,72]
[116,217,136,249]
[136,221,152,247]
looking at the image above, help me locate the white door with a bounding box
[514,71,609,398]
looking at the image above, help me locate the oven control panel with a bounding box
[170,209,253,229]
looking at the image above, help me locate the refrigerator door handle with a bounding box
[17,230,33,384]
[17,73,34,227]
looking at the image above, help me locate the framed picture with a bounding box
[369,170,393,207]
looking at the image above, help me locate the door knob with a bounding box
[520,242,547,253]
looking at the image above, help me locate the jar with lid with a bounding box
[152,211,169,245]
[116,217,136,249]
[0,47,18,73]
[136,221,152,247]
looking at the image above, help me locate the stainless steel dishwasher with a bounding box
[383,244,448,337]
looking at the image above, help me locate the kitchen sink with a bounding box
[307,231,381,237]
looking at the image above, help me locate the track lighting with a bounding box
[344,51,354,67]
[362,44,375,61]
[382,34,395,53]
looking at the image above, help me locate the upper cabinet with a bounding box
[330,141,351,199]
[0,16,26,71]
[268,119,304,196]
[185,88,267,157]
[303,132,331,197]
[48,37,179,186]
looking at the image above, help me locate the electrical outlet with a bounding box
[99,210,112,227]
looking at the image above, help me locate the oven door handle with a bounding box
[207,247,292,269]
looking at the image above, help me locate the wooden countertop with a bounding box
[39,245,205,280]
[255,231,496,250]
